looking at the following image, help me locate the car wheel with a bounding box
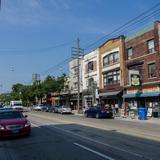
[96,113,100,119]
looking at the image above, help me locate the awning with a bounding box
[123,92,160,98]
[140,92,160,97]
[123,93,141,98]
[99,90,121,97]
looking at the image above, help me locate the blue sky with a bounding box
[0,0,159,92]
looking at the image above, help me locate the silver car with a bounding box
[57,105,72,114]
[32,104,44,111]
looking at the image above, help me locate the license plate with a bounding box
[12,129,19,134]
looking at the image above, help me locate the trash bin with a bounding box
[138,108,147,120]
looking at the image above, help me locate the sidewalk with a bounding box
[73,110,160,125]
[115,116,160,125]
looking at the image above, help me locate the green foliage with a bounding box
[4,74,67,106]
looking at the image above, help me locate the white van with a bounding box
[10,100,23,111]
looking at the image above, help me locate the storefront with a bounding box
[123,86,160,117]
[99,90,123,108]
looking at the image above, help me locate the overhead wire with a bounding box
[84,2,160,50]
[0,40,75,55]
[18,2,160,85]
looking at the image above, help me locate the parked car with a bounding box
[53,105,61,113]
[57,105,72,114]
[0,110,31,138]
[42,105,54,112]
[0,106,13,111]
[84,106,113,118]
[32,104,45,111]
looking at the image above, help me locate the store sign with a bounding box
[131,74,140,86]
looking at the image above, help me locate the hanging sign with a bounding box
[131,74,140,86]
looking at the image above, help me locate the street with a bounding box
[0,111,160,160]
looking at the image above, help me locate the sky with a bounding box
[0,0,160,92]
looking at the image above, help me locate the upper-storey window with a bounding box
[148,63,156,78]
[127,47,133,60]
[103,51,119,67]
[103,70,120,86]
[88,61,94,71]
[147,39,155,54]
[114,51,119,63]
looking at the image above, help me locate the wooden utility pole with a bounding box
[72,38,84,112]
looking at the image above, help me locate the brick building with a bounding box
[123,21,160,117]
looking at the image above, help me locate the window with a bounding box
[103,56,109,66]
[103,70,120,86]
[127,47,133,59]
[148,63,156,78]
[147,39,155,53]
[74,68,78,75]
[74,82,78,89]
[88,61,94,71]
[103,51,119,67]
[88,78,94,86]
[114,52,119,62]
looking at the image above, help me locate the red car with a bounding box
[0,110,31,138]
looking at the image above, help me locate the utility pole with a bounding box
[72,38,84,112]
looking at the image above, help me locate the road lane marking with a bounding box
[50,125,152,159]
[74,142,115,160]
[28,112,160,141]
[29,114,151,160]
[31,123,40,128]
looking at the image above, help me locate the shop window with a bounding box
[147,39,155,54]
[148,63,156,78]
[127,47,133,60]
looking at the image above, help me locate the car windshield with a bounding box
[0,111,23,120]
[13,104,22,106]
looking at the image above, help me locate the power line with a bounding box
[40,57,71,76]
[84,2,160,50]
[0,41,74,55]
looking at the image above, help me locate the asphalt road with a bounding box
[0,111,160,160]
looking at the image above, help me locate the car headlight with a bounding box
[24,121,31,127]
[0,125,5,130]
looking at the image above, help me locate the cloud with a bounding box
[0,0,53,26]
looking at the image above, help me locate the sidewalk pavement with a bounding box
[73,110,160,125]
[114,116,160,125]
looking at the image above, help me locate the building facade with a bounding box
[98,36,125,108]
[123,21,160,117]
[82,49,100,107]
[68,57,83,110]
